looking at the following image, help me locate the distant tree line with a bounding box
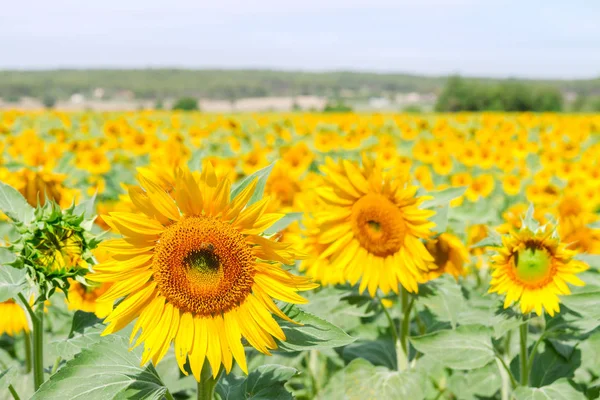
[435,76,564,112]
[0,69,599,103]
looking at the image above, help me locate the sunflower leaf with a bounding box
[51,311,105,361]
[264,212,303,235]
[421,186,467,209]
[217,364,297,400]
[275,305,355,352]
[0,264,27,302]
[317,358,424,400]
[0,181,35,224]
[512,378,585,400]
[409,325,495,370]
[33,336,168,400]
[231,163,275,206]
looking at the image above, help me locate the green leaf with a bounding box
[471,229,503,249]
[73,194,97,220]
[231,163,274,206]
[421,186,467,209]
[560,290,600,333]
[317,358,424,400]
[430,203,449,234]
[342,340,396,370]
[0,265,27,302]
[529,344,581,388]
[217,364,296,400]
[419,275,466,329]
[275,305,355,352]
[264,212,302,235]
[512,378,585,400]
[409,325,495,370]
[51,311,105,360]
[32,336,168,400]
[0,181,35,223]
[446,363,502,399]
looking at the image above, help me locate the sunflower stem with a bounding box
[32,306,45,391]
[8,384,21,400]
[519,321,529,386]
[24,331,32,374]
[197,366,223,400]
[164,389,176,400]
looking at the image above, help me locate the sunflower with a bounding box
[66,280,113,318]
[307,156,436,296]
[0,299,30,336]
[488,225,588,316]
[90,163,316,379]
[424,233,469,281]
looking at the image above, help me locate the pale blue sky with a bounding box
[1,0,599,78]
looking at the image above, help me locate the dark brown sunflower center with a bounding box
[427,238,450,269]
[152,216,255,316]
[351,193,406,257]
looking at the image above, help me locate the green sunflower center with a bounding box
[514,247,552,283]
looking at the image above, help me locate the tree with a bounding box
[172,97,199,111]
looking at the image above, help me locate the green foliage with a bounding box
[410,325,496,370]
[322,100,353,113]
[318,358,424,399]
[435,76,564,112]
[230,163,274,207]
[0,180,35,224]
[217,365,297,400]
[512,378,585,400]
[172,96,199,111]
[275,305,355,352]
[32,336,169,400]
[0,264,27,302]
[42,95,57,109]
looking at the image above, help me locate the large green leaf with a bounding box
[446,363,502,399]
[419,276,466,329]
[342,340,396,370]
[0,265,27,302]
[0,181,35,223]
[217,364,296,400]
[512,378,585,400]
[559,290,600,333]
[230,163,274,206]
[317,358,424,400]
[32,336,168,400]
[51,311,105,360]
[529,345,581,388]
[410,325,495,370]
[275,305,355,352]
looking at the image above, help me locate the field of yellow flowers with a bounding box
[1,110,600,400]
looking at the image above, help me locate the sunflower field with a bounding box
[1,110,600,400]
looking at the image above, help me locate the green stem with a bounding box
[197,368,223,400]
[519,321,529,386]
[8,384,21,400]
[24,331,32,374]
[400,297,415,355]
[495,353,518,389]
[379,298,399,344]
[32,306,45,391]
[525,333,544,384]
[164,389,176,400]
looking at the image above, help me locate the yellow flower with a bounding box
[76,150,112,175]
[90,163,316,379]
[424,233,470,280]
[0,299,29,336]
[1,167,79,208]
[432,154,453,176]
[465,174,495,202]
[306,156,436,296]
[489,225,587,316]
[265,163,302,212]
[67,280,113,318]
[502,175,521,196]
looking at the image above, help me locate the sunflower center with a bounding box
[513,246,553,285]
[152,216,255,316]
[351,193,406,257]
[427,238,450,268]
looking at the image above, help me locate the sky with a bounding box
[1,0,599,78]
